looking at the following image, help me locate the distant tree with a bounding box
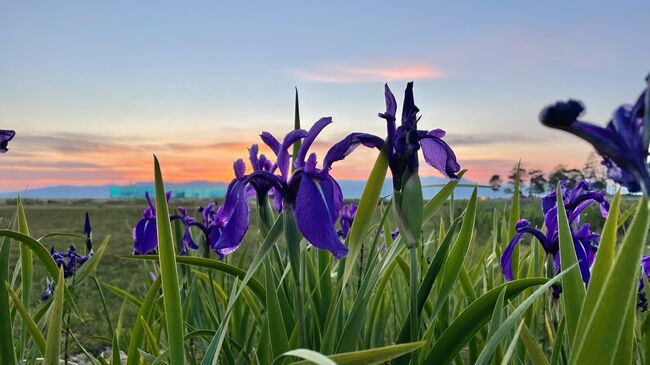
[508,163,527,196]
[583,152,608,190]
[489,175,502,198]
[548,165,584,188]
[528,169,548,196]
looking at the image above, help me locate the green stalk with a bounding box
[153,156,185,364]
[409,247,419,357]
[283,207,306,346]
[0,237,16,365]
[17,199,32,362]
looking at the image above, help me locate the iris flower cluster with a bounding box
[215,117,359,259]
[43,212,94,300]
[500,181,608,295]
[132,82,460,260]
[540,76,650,194]
[132,191,237,258]
[0,130,15,153]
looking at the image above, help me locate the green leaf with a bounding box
[44,268,65,365]
[5,283,46,355]
[152,156,185,365]
[342,146,389,287]
[422,170,466,224]
[500,322,524,365]
[574,191,620,335]
[289,342,425,365]
[121,255,265,302]
[0,229,81,315]
[570,198,649,364]
[111,332,121,365]
[424,278,547,365]
[0,235,17,365]
[474,264,578,365]
[520,321,550,365]
[265,259,290,359]
[432,186,478,317]
[508,163,521,279]
[17,198,33,361]
[126,277,162,365]
[556,183,586,344]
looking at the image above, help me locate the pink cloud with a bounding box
[292,63,445,83]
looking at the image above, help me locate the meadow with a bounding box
[0,194,611,361]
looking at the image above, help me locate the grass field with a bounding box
[0,195,609,354]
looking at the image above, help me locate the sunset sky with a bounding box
[1,1,649,192]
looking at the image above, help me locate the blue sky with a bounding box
[0,1,648,191]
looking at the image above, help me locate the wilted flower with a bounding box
[0,130,15,153]
[216,118,350,259]
[500,181,608,289]
[338,203,358,239]
[540,76,650,194]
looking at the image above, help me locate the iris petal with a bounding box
[323,133,384,169]
[419,136,461,179]
[295,175,348,259]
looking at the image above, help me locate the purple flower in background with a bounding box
[338,203,358,239]
[216,118,350,259]
[500,181,607,287]
[326,82,460,191]
[133,191,172,255]
[84,211,93,253]
[43,213,94,300]
[540,76,650,194]
[638,256,650,311]
[0,130,15,153]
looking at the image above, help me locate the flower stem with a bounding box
[283,207,306,347]
[409,247,419,345]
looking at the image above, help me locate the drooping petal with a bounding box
[501,231,526,281]
[323,132,384,170]
[419,135,461,179]
[133,218,158,255]
[213,181,250,255]
[295,175,349,259]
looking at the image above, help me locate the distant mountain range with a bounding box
[0,177,506,200]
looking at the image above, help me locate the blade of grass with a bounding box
[17,198,32,361]
[555,183,586,344]
[0,236,16,365]
[342,146,389,287]
[474,263,578,365]
[5,283,46,355]
[570,198,649,364]
[44,268,65,365]
[152,156,184,365]
[287,342,425,365]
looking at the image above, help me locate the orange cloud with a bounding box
[292,63,445,83]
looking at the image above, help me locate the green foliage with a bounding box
[2,147,650,365]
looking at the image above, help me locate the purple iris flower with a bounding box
[540,77,650,194]
[638,256,650,311]
[327,82,460,191]
[500,181,607,287]
[43,213,94,300]
[133,191,172,255]
[216,118,350,259]
[132,188,239,257]
[0,130,15,153]
[338,203,358,239]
